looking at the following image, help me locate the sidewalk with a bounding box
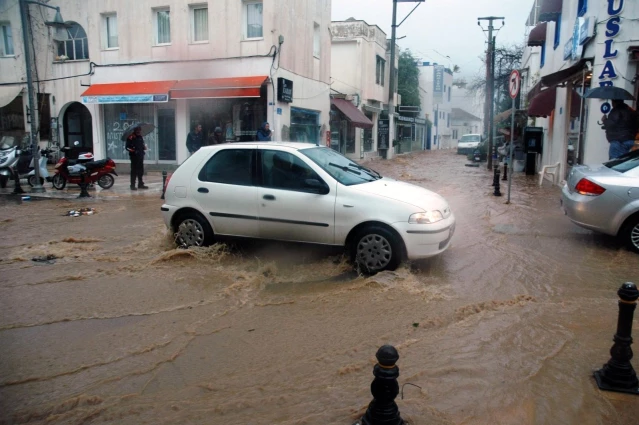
[0,172,166,200]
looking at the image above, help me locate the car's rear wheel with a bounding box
[174,212,214,248]
[351,225,402,274]
[621,215,639,254]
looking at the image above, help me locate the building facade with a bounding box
[417,62,454,150]
[522,0,639,182]
[451,108,482,144]
[0,0,332,166]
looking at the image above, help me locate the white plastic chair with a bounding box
[538,162,561,186]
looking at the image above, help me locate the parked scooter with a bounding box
[0,137,51,188]
[52,144,117,190]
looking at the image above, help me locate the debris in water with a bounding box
[32,254,57,264]
[64,208,96,217]
[412,323,420,328]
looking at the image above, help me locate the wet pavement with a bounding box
[0,150,638,425]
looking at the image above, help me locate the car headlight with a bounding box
[409,211,444,224]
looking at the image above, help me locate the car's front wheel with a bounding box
[621,215,639,254]
[174,212,214,248]
[351,225,403,274]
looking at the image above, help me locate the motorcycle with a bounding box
[0,137,52,188]
[52,147,117,190]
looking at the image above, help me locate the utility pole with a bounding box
[388,0,424,159]
[18,0,68,193]
[478,16,504,170]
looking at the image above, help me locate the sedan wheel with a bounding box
[175,213,213,248]
[623,215,639,254]
[352,226,402,274]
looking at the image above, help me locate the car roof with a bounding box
[200,142,322,151]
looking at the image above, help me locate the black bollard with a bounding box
[502,163,508,181]
[11,169,25,195]
[161,170,167,200]
[491,167,497,187]
[493,168,502,197]
[78,172,91,198]
[594,282,639,395]
[356,345,404,425]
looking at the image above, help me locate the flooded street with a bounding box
[1,150,638,425]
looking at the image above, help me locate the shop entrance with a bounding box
[189,98,265,144]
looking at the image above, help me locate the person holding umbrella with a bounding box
[584,86,638,159]
[125,125,149,190]
[601,100,638,159]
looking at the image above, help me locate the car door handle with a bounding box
[263,194,276,201]
[198,187,209,193]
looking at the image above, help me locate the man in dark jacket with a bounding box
[602,100,639,159]
[125,126,148,190]
[256,122,272,141]
[186,124,204,154]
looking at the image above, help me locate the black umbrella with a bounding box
[120,122,156,141]
[582,86,635,101]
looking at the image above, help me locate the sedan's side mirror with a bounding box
[304,178,329,195]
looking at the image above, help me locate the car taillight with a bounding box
[575,178,606,196]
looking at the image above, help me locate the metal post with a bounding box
[355,345,404,425]
[594,282,639,395]
[489,35,497,171]
[161,170,167,200]
[19,0,44,193]
[387,0,398,160]
[507,97,515,203]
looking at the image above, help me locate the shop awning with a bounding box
[540,58,592,87]
[528,88,583,118]
[80,80,176,104]
[0,85,22,109]
[539,0,562,22]
[493,108,528,124]
[170,76,268,99]
[331,98,374,129]
[528,88,556,118]
[528,22,548,47]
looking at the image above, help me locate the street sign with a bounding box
[509,70,521,100]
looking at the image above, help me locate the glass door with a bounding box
[157,107,176,162]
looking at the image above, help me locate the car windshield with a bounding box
[460,135,480,142]
[299,147,381,186]
[604,150,639,173]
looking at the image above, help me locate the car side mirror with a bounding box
[304,178,329,195]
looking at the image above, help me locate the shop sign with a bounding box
[598,0,625,114]
[277,78,293,103]
[571,18,584,61]
[433,65,445,103]
[377,119,389,149]
[579,16,595,45]
[563,37,574,61]
[415,118,427,125]
[82,95,168,104]
[397,115,415,123]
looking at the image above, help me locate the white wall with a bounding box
[418,63,453,149]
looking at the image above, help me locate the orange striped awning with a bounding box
[80,80,176,104]
[170,76,268,99]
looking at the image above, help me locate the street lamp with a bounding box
[19,0,69,193]
[387,0,425,159]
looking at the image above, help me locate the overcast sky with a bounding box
[331,0,532,81]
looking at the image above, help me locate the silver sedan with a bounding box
[561,150,639,253]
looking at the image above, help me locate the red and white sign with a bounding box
[509,70,521,99]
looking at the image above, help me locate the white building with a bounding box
[329,19,386,160]
[451,108,482,143]
[417,62,454,150]
[0,0,332,167]
[521,0,639,182]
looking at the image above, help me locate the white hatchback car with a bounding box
[161,143,455,273]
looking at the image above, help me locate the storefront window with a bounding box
[363,111,374,152]
[0,95,24,140]
[290,107,319,144]
[189,98,264,144]
[103,104,155,161]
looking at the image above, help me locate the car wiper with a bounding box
[349,162,381,179]
[329,162,361,175]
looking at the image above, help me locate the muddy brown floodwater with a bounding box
[0,150,638,425]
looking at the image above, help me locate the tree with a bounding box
[397,50,421,107]
[468,43,524,115]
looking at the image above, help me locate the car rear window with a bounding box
[460,135,480,142]
[604,150,639,173]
